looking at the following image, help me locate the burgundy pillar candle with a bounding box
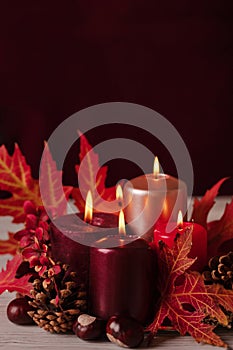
[89,236,157,325]
[50,212,118,285]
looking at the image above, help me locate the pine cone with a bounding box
[28,263,87,333]
[202,252,233,290]
[203,252,233,329]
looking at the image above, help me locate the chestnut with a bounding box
[106,315,144,348]
[73,314,105,340]
[7,297,35,325]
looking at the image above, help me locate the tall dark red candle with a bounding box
[89,236,157,325]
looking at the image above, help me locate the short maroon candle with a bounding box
[153,218,207,272]
[89,236,157,325]
[50,212,118,285]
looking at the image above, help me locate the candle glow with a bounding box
[119,209,126,235]
[177,210,183,230]
[153,156,160,179]
[84,190,93,223]
[162,199,169,217]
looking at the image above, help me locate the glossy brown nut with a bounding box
[73,314,105,340]
[106,315,144,348]
[7,298,35,325]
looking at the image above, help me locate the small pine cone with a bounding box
[28,262,87,333]
[203,252,233,329]
[202,252,233,290]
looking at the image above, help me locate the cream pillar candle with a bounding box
[124,158,187,240]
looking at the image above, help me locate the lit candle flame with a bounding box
[177,210,183,230]
[153,156,160,179]
[116,184,123,207]
[119,209,126,235]
[84,190,93,223]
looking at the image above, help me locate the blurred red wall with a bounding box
[0,1,232,195]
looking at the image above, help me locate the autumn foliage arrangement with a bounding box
[0,135,233,348]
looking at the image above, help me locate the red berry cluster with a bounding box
[14,201,61,278]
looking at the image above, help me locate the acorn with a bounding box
[106,315,144,348]
[7,298,35,325]
[73,314,105,340]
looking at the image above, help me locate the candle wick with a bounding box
[119,238,125,247]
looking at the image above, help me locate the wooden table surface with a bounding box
[0,197,232,350]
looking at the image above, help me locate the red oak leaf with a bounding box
[0,254,32,297]
[72,133,116,212]
[0,144,42,222]
[207,198,233,258]
[191,178,228,228]
[0,232,19,255]
[147,230,230,348]
[39,142,73,218]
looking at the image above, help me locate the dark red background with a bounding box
[0,1,232,195]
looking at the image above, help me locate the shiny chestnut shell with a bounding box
[7,298,35,325]
[106,315,144,348]
[73,314,105,340]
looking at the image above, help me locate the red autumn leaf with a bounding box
[191,178,228,228]
[72,133,116,212]
[175,272,228,327]
[207,198,233,258]
[39,142,73,218]
[0,232,19,255]
[147,230,230,348]
[0,143,72,222]
[0,144,42,222]
[0,254,32,297]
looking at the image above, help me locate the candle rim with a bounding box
[125,174,187,194]
[92,234,151,250]
[154,220,207,234]
[51,212,118,233]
